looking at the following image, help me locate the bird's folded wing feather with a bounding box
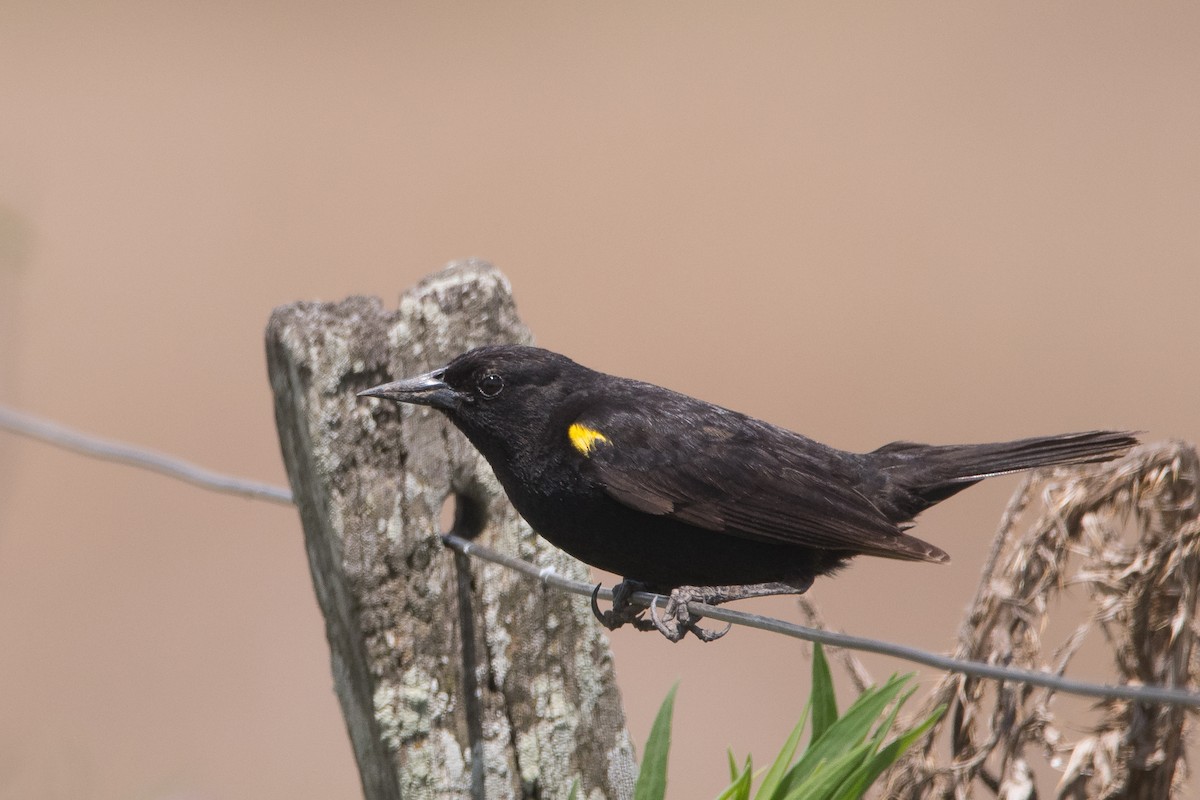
[578,406,947,563]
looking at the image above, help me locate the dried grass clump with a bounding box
[884,441,1200,800]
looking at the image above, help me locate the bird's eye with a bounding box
[478,373,503,398]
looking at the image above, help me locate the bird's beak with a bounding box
[358,368,460,411]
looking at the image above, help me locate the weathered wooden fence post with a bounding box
[266,260,637,799]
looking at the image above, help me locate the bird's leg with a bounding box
[649,577,814,642]
[590,579,658,632]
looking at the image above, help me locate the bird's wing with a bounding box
[574,404,947,563]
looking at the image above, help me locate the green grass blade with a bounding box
[715,755,754,800]
[753,705,809,799]
[837,672,909,721]
[864,685,916,755]
[728,748,739,782]
[777,674,911,793]
[781,740,875,800]
[567,778,579,800]
[831,704,946,800]
[810,643,838,744]
[634,683,679,800]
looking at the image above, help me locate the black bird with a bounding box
[359,345,1136,642]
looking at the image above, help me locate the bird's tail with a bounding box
[868,430,1139,520]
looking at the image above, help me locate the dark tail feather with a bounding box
[869,430,1139,520]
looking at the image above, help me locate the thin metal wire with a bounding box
[0,405,294,505]
[3,402,1199,708]
[443,533,1200,708]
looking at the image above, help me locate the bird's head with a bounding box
[358,344,584,448]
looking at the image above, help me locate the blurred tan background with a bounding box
[2,3,1198,798]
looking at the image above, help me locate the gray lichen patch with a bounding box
[374,667,456,748]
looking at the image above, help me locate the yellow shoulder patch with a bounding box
[568,423,609,456]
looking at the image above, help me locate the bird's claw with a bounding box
[648,591,732,643]
[590,582,606,623]
[590,582,655,632]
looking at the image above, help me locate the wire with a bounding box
[3,402,1198,708]
[442,533,1200,709]
[0,405,294,505]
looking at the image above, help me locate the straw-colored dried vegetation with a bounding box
[816,442,1200,799]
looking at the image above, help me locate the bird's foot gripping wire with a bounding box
[590,581,727,641]
[648,587,733,643]
[590,580,658,633]
[592,579,811,642]
[648,580,815,642]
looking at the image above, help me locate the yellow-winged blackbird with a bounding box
[359,345,1136,642]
